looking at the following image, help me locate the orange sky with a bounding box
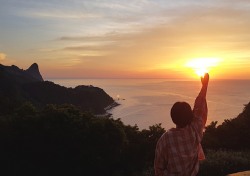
[1,1,250,79]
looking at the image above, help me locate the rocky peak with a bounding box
[27,63,39,71]
[25,63,44,81]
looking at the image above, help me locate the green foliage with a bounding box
[14,101,37,116]
[202,102,250,150]
[198,150,250,176]
[119,123,165,175]
[1,99,250,175]
[0,103,165,176]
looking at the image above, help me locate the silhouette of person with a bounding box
[154,73,209,176]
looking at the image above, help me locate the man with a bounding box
[154,73,209,176]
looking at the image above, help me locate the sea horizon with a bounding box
[50,78,250,130]
[46,77,250,81]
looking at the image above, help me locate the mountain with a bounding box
[0,63,43,83]
[25,63,44,81]
[0,63,115,114]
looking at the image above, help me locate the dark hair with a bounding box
[170,102,194,128]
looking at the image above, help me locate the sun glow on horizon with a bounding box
[186,58,220,77]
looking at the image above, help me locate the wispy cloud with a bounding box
[63,44,115,52]
[20,10,102,20]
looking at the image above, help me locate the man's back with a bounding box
[155,119,205,176]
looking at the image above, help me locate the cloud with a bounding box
[58,31,137,42]
[21,10,102,20]
[56,4,250,74]
[4,1,102,20]
[3,0,250,78]
[63,44,115,51]
[0,52,6,61]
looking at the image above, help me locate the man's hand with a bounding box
[201,73,209,87]
[201,73,209,86]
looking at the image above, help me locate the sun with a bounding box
[186,58,220,77]
[195,67,208,77]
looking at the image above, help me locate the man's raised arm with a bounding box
[193,73,209,127]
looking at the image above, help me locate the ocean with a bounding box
[50,79,250,130]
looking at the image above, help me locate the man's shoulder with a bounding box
[163,128,176,137]
[190,116,203,129]
[156,131,169,148]
[167,126,191,133]
[158,128,176,141]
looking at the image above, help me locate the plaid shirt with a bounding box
[154,89,208,176]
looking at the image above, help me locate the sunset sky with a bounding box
[1,0,250,79]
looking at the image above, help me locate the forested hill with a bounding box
[202,101,250,150]
[0,63,114,114]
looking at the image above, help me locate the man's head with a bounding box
[170,102,194,128]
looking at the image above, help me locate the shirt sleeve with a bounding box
[154,136,167,176]
[192,87,208,142]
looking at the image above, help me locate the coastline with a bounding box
[95,101,120,118]
[105,101,120,111]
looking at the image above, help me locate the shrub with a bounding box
[198,150,250,176]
